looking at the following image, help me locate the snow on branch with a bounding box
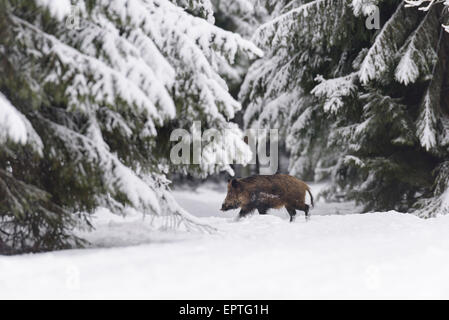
[171,0,215,23]
[312,73,358,114]
[45,115,161,214]
[351,0,380,17]
[30,0,263,126]
[405,0,438,11]
[395,8,440,85]
[0,93,43,153]
[359,3,418,84]
[415,161,449,217]
[41,113,216,232]
[416,91,438,151]
[414,56,444,153]
[240,55,285,128]
[96,0,262,121]
[0,93,29,145]
[405,0,449,33]
[252,0,344,50]
[35,0,72,20]
[101,0,263,62]
[13,16,166,134]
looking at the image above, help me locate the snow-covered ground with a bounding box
[1,183,449,299]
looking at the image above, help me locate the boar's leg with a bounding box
[292,203,310,221]
[238,207,255,220]
[286,206,296,222]
[301,204,310,221]
[257,206,268,215]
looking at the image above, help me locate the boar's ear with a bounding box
[231,179,240,189]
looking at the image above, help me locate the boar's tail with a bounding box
[307,187,314,208]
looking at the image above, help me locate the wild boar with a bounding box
[220,174,314,222]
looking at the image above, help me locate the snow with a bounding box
[404,1,449,36]
[2,183,449,299]
[201,123,253,176]
[211,0,266,38]
[395,10,439,86]
[395,44,420,85]
[0,93,28,144]
[351,0,379,17]
[416,91,437,151]
[0,93,43,153]
[253,0,337,50]
[359,3,407,84]
[405,0,439,11]
[35,0,72,20]
[47,118,163,215]
[7,0,263,224]
[312,73,358,114]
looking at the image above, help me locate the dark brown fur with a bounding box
[221,174,314,222]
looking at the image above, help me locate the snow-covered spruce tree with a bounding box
[241,0,369,179]
[0,0,261,253]
[241,0,449,215]
[211,0,315,95]
[202,0,269,110]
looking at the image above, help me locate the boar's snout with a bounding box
[220,200,239,211]
[220,202,231,211]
